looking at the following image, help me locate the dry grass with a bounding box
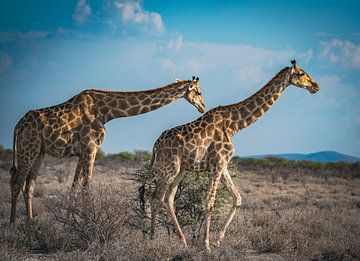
[0,156,359,260]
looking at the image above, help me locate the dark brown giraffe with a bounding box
[149,60,319,250]
[9,77,206,223]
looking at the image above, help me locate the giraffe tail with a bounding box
[148,146,157,171]
[9,124,18,177]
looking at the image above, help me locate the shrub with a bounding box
[0,144,12,158]
[47,183,133,248]
[134,164,233,239]
[134,150,152,162]
[116,151,135,161]
[95,147,106,160]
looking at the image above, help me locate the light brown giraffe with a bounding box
[9,77,206,223]
[149,60,319,250]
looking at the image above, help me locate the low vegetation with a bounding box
[0,146,359,260]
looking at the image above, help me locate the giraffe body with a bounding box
[149,60,319,250]
[10,78,206,223]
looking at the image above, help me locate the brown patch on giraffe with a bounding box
[117,100,129,111]
[206,124,215,136]
[100,106,108,115]
[127,106,141,115]
[222,111,231,119]
[245,117,253,126]
[195,138,202,146]
[150,104,162,110]
[247,101,256,111]
[138,94,147,100]
[138,106,149,114]
[142,98,152,105]
[108,100,118,108]
[128,96,138,106]
[239,107,248,118]
[262,104,270,112]
[43,126,52,138]
[253,108,263,118]
[98,100,106,107]
[255,97,263,106]
[231,112,240,121]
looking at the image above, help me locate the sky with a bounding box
[0,0,359,157]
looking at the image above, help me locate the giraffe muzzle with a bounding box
[309,83,320,94]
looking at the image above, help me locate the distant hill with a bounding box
[243,151,360,163]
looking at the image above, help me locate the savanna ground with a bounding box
[0,152,359,260]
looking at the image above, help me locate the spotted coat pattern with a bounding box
[149,61,319,250]
[9,78,206,223]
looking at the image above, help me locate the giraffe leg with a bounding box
[165,169,188,248]
[22,153,44,221]
[150,180,167,239]
[204,169,223,251]
[70,156,84,193]
[10,176,24,223]
[217,168,242,246]
[81,152,96,191]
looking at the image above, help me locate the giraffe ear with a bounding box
[188,83,195,91]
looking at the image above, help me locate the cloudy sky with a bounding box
[0,0,359,157]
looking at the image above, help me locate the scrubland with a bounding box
[0,154,359,260]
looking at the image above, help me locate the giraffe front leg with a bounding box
[81,151,97,191]
[71,157,84,194]
[217,168,242,246]
[204,169,223,251]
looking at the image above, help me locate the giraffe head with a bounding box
[177,76,206,113]
[288,60,320,94]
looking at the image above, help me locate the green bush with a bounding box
[0,144,12,157]
[134,150,152,162]
[135,164,232,239]
[96,147,106,160]
[116,151,135,161]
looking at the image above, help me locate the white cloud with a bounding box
[73,0,92,25]
[298,49,313,65]
[114,0,164,34]
[318,38,360,68]
[168,34,184,51]
[0,53,12,72]
[158,41,297,88]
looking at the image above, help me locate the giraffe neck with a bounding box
[223,67,291,137]
[88,81,189,124]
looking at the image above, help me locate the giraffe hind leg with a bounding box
[150,180,167,239]
[217,168,242,246]
[165,169,188,248]
[23,153,44,221]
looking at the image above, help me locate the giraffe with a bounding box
[149,60,319,250]
[9,76,206,223]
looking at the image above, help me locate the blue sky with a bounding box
[0,0,359,157]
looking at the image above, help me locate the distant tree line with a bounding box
[1,144,359,177]
[232,156,360,179]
